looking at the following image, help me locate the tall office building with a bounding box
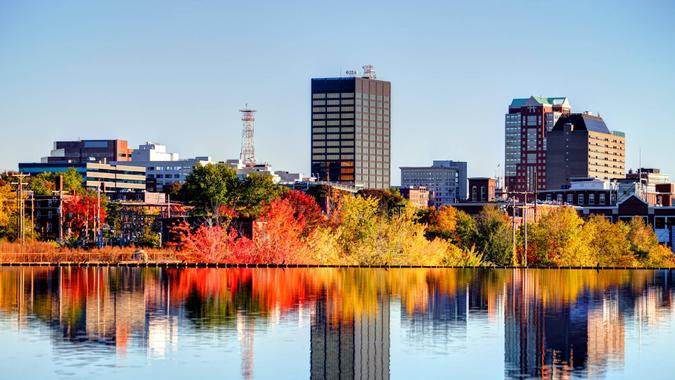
[505,96,571,193]
[310,293,390,380]
[400,160,468,207]
[311,66,391,189]
[546,113,625,190]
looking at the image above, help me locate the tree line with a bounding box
[1,163,672,267]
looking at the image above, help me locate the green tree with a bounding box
[29,173,56,196]
[474,205,512,266]
[455,210,479,251]
[235,173,285,218]
[179,163,239,217]
[62,168,83,194]
[163,181,183,200]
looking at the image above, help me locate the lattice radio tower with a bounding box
[239,105,256,167]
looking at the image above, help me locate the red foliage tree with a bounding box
[63,193,106,238]
[168,197,316,264]
[281,190,325,236]
[252,198,313,264]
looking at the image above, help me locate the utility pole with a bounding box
[96,184,101,247]
[11,173,30,245]
[511,196,517,266]
[30,191,34,241]
[523,198,528,267]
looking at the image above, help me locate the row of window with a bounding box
[148,174,182,179]
[312,92,390,101]
[312,99,390,107]
[313,126,355,133]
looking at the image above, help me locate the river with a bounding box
[0,267,673,379]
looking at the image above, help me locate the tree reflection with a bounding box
[0,267,673,379]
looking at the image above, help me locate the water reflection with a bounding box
[0,267,673,379]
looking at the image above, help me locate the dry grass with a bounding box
[0,240,179,263]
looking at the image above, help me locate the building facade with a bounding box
[44,139,133,163]
[18,162,146,200]
[468,177,497,202]
[311,68,391,189]
[123,143,212,192]
[505,96,571,192]
[400,160,467,207]
[400,186,431,208]
[546,113,625,190]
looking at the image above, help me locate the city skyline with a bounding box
[1,0,674,185]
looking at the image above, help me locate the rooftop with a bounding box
[510,96,569,108]
[552,113,611,134]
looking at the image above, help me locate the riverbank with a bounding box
[0,260,673,270]
[0,241,178,264]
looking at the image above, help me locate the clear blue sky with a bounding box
[1,0,673,185]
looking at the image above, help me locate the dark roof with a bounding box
[552,113,610,134]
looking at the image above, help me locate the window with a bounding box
[578,194,584,205]
[567,194,573,204]
[589,194,595,205]
[655,217,667,229]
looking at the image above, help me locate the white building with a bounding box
[121,142,213,192]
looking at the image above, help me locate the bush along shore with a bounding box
[1,164,673,268]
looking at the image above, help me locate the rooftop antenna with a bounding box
[239,105,256,167]
[362,64,376,79]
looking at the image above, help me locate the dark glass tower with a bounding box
[311,72,391,189]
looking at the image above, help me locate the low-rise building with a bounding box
[580,195,675,246]
[538,177,617,206]
[400,186,431,208]
[123,143,213,192]
[400,160,468,207]
[468,178,497,202]
[18,162,146,200]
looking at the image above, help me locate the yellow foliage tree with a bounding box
[528,207,594,266]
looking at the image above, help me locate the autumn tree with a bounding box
[356,188,406,215]
[528,207,592,266]
[625,217,674,267]
[251,198,312,264]
[63,193,107,240]
[583,215,635,266]
[281,190,325,236]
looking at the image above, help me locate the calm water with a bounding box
[0,267,674,379]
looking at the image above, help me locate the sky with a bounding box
[1,0,673,185]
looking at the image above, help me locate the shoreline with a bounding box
[0,261,672,270]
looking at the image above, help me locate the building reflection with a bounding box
[311,292,390,380]
[0,267,674,379]
[503,270,675,379]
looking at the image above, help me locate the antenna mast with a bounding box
[239,105,256,167]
